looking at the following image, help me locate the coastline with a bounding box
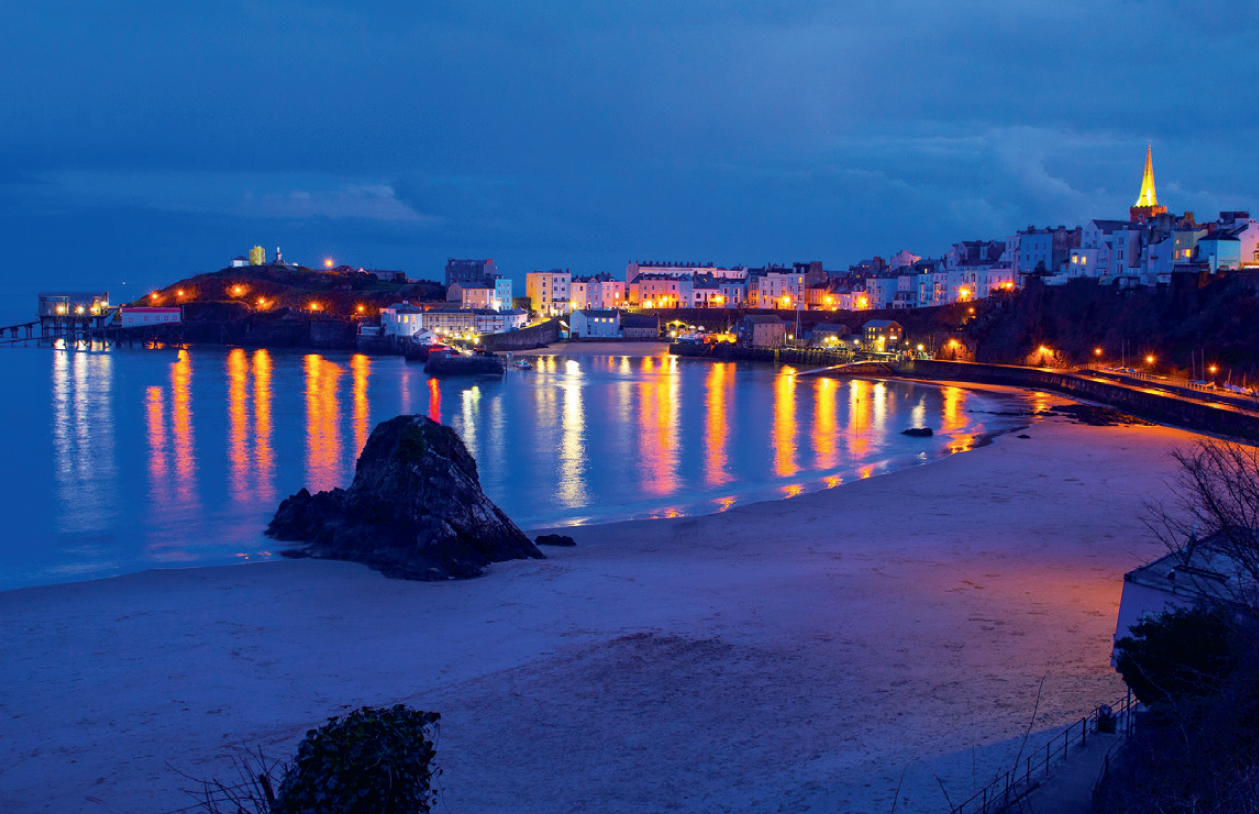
[0,414,1199,813]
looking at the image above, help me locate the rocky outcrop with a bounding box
[901,427,934,437]
[535,534,577,547]
[267,415,543,580]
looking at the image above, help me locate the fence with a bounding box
[947,691,1135,814]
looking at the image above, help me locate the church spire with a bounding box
[1130,144,1167,222]
[1135,144,1158,207]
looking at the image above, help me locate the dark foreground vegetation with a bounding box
[183,705,441,814]
[1097,438,1259,813]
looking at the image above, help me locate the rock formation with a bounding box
[267,415,543,580]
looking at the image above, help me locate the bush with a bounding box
[272,705,441,814]
[1114,605,1236,705]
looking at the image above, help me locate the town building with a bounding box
[120,307,181,327]
[571,273,625,310]
[736,314,786,348]
[620,313,660,339]
[809,322,849,348]
[525,269,571,316]
[380,301,426,338]
[634,274,693,308]
[625,260,748,283]
[488,277,513,310]
[569,309,621,339]
[448,281,495,309]
[422,307,528,337]
[445,258,497,288]
[862,319,903,351]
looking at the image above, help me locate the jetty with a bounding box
[424,349,506,376]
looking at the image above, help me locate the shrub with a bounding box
[1114,605,1236,706]
[272,705,440,814]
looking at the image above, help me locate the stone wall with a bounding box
[481,318,561,351]
[892,360,1259,441]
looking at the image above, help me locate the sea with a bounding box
[0,344,1038,591]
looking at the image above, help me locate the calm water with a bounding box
[0,345,1034,590]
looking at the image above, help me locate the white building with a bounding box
[380,301,426,338]
[570,308,621,338]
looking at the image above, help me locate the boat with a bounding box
[513,359,534,370]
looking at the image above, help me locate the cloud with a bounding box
[239,184,437,223]
[13,169,438,224]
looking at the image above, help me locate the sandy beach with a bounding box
[0,411,1196,813]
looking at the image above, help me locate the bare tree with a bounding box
[1144,438,1259,611]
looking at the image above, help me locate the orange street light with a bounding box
[1094,347,1103,356]
[176,289,184,297]
[1209,365,1218,375]
[356,304,365,314]
[232,285,244,296]
[1146,354,1155,364]
[324,258,334,269]
[309,302,321,312]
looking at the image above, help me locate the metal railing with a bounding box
[947,691,1135,814]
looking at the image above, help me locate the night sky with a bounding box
[2,1,1255,322]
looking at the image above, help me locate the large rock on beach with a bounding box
[267,415,544,580]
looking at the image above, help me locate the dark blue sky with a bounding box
[1,1,1255,322]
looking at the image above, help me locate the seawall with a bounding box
[889,360,1259,441]
[670,344,1259,441]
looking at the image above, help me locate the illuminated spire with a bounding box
[1135,144,1158,208]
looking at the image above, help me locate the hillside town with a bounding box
[393,147,1258,347]
[24,148,1258,360]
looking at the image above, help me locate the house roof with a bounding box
[863,319,902,329]
[1125,533,1255,608]
[621,314,659,328]
[574,309,619,319]
[740,315,785,325]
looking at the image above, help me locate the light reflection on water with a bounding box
[3,348,1033,590]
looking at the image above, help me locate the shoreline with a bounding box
[0,414,1203,813]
